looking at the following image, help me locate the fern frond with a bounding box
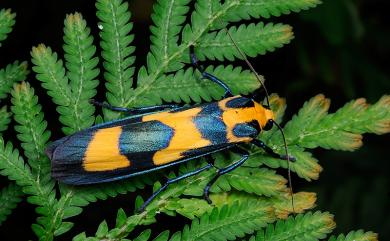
[215,167,287,197]
[68,175,151,206]
[211,191,316,219]
[252,211,335,241]
[0,106,11,133]
[0,61,29,100]
[197,23,293,61]
[96,0,135,121]
[149,0,191,73]
[223,0,321,22]
[9,82,67,240]
[250,94,390,180]
[82,212,144,240]
[191,0,223,31]
[143,66,260,104]
[272,192,317,218]
[31,45,71,106]
[134,229,152,241]
[0,8,16,46]
[164,198,212,219]
[126,0,286,107]
[88,200,276,240]
[0,138,61,241]
[31,14,99,134]
[63,13,99,129]
[31,45,74,133]
[0,138,34,189]
[0,183,24,225]
[327,230,378,241]
[284,94,390,150]
[167,201,275,241]
[11,82,52,178]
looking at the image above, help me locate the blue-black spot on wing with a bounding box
[119,120,174,170]
[193,102,228,145]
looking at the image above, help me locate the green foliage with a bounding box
[150,66,260,103]
[96,0,135,121]
[257,94,390,181]
[161,201,276,241]
[197,23,293,61]
[327,230,378,241]
[0,61,29,100]
[31,12,98,135]
[0,8,30,227]
[0,0,385,240]
[0,183,23,225]
[0,8,16,46]
[249,211,335,241]
[0,106,11,133]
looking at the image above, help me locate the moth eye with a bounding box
[263,120,273,131]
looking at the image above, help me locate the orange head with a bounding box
[253,101,275,131]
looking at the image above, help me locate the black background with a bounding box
[0,0,389,240]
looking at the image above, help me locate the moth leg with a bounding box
[203,146,249,204]
[137,162,214,213]
[190,46,233,98]
[90,100,180,114]
[251,139,296,161]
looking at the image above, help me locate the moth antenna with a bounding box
[273,120,295,213]
[220,20,270,106]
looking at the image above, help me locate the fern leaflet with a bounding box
[251,211,335,241]
[0,183,24,225]
[0,61,29,100]
[96,0,136,121]
[327,230,378,241]
[0,106,11,133]
[0,8,16,46]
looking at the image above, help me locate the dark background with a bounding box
[0,0,389,240]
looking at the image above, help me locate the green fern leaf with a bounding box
[327,230,378,241]
[215,167,287,197]
[134,229,151,241]
[96,0,136,121]
[153,230,170,241]
[9,82,65,239]
[127,0,311,107]
[253,211,335,241]
[0,138,35,189]
[250,94,390,181]
[0,138,60,240]
[31,45,71,106]
[144,66,260,104]
[283,94,390,150]
[223,0,321,22]
[170,201,275,241]
[149,0,191,73]
[197,23,293,61]
[32,13,99,135]
[0,61,29,100]
[11,82,52,179]
[63,13,99,129]
[31,45,74,133]
[0,106,11,133]
[211,191,316,219]
[0,183,24,225]
[0,8,16,46]
[164,198,212,219]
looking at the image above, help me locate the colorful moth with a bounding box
[46,47,293,211]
